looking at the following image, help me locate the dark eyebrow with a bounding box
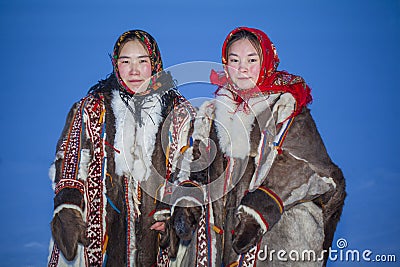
[118,55,150,59]
[228,52,258,57]
[248,52,258,57]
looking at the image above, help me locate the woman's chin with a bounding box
[129,83,150,94]
[234,82,255,90]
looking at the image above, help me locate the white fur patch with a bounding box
[192,100,215,141]
[284,173,336,207]
[271,93,296,124]
[171,196,204,215]
[214,89,254,159]
[112,90,163,182]
[49,163,56,191]
[288,151,309,163]
[249,124,277,191]
[53,204,84,219]
[176,147,193,182]
[112,90,135,177]
[48,237,86,266]
[208,202,217,265]
[49,151,65,190]
[153,209,170,221]
[77,149,91,182]
[213,88,278,159]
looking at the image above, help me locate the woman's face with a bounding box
[226,38,261,90]
[117,40,152,92]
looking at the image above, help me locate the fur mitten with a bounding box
[51,208,89,261]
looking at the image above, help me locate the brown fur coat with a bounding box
[166,90,345,267]
[48,86,192,267]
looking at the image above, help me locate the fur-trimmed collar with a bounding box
[112,90,164,181]
[213,87,275,159]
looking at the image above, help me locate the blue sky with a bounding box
[0,0,399,266]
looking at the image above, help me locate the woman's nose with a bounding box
[130,62,140,74]
[238,61,248,72]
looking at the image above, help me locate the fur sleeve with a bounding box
[154,91,196,220]
[274,108,343,208]
[50,98,92,215]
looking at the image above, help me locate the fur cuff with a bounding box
[170,180,205,215]
[171,196,204,215]
[54,179,85,210]
[237,205,268,234]
[55,179,85,195]
[153,209,171,221]
[240,187,284,230]
[53,204,84,219]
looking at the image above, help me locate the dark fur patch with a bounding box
[166,206,202,259]
[172,206,202,241]
[51,208,89,261]
[232,212,263,255]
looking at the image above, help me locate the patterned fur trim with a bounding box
[55,179,85,195]
[237,205,268,234]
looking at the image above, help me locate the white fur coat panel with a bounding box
[213,87,281,159]
[112,90,164,182]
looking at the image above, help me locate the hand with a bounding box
[154,218,180,259]
[150,221,166,232]
[51,208,89,261]
[232,212,263,255]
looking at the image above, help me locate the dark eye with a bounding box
[249,58,258,63]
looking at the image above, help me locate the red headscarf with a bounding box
[211,27,312,118]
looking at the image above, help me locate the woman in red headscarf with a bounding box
[167,27,345,266]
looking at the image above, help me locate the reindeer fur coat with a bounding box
[48,83,192,266]
[166,88,346,267]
